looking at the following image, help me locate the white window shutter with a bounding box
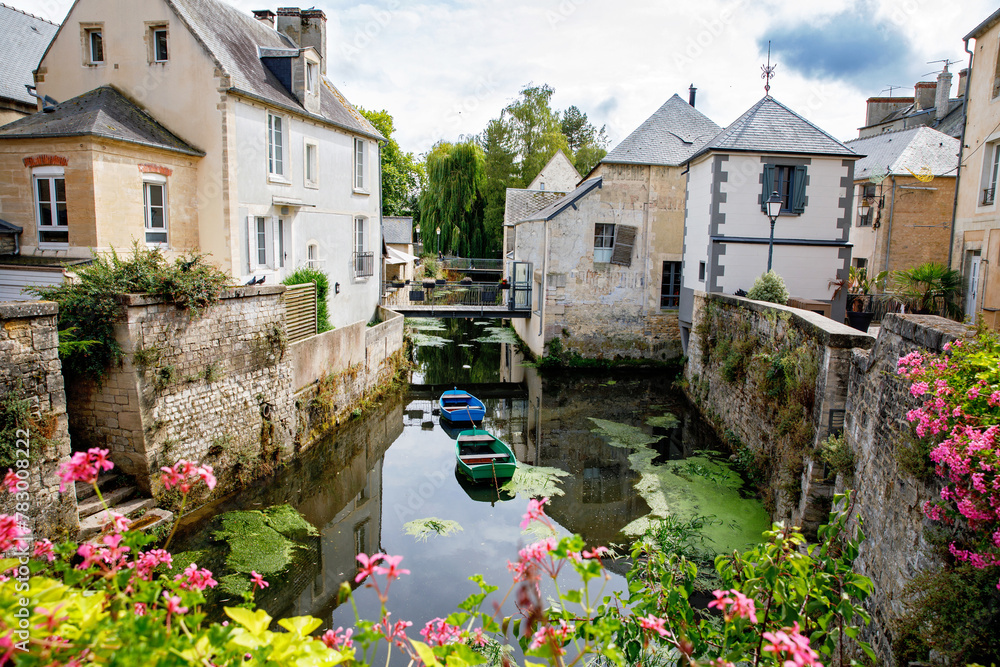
[246,216,255,272]
[271,216,280,269]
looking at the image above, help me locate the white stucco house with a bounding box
[679,96,861,347]
[5,0,383,326]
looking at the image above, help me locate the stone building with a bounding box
[0,4,58,125]
[507,93,720,361]
[952,8,1000,328]
[679,95,860,349]
[0,0,384,328]
[382,215,417,283]
[526,149,581,191]
[858,66,965,140]
[843,127,959,274]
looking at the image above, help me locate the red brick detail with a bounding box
[138,164,173,177]
[22,155,68,168]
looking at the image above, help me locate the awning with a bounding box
[385,245,418,265]
[272,196,316,208]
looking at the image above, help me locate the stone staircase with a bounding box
[76,473,171,541]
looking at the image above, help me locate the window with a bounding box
[268,113,284,177]
[256,217,268,266]
[152,27,168,62]
[857,184,876,226]
[304,140,318,187]
[307,242,319,269]
[34,169,68,245]
[277,219,285,268]
[85,27,104,64]
[594,223,614,263]
[143,176,168,246]
[660,261,681,309]
[698,261,706,282]
[354,138,366,190]
[983,144,1000,205]
[353,217,373,277]
[355,216,365,255]
[306,61,318,94]
[761,164,807,214]
[854,258,868,271]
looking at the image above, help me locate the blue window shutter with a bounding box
[792,165,808,213]
[760,164,775,212]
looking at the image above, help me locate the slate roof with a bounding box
[603,94,721,166]
[165,0,382,141]
[0,4,58,107]
[861,98,965,139]
[0,86,205,156]
[845,126,959,181]
[383,216,413,245]
[503,189,569,226]
[517,178,603,223]
[0,218,23,234]
[691,96,858,161]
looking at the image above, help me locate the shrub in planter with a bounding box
[746,270,789,305]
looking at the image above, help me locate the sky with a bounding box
[10,0,998,158]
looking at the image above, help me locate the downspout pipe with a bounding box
[949,38,975,269]
[883,176,898,274]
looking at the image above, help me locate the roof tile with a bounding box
[603,94,721,166]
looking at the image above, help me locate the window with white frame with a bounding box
[306,61,318,95]
[304,140,318,187]
[355,216,365,254]
[307,242,319,269]
[151,26,168,62]
[982,143,1000,205]
[277,218,285,268]
[143,174,168,246]
[353,216,373,277]
[354,138,366,190]
[594,223,614,263]
[83,25,104,65]
[34,167,68,245]
[268,113,285,178]
[256,216,269,266]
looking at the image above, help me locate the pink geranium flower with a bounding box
[250,570,268,591]
[520,497,549,529]
[2,470,19,494]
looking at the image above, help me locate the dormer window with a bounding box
[306,61,318,95]
[82,25,104,65]
[152,27,168,62]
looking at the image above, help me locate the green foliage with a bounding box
[0,384,52,469]
[357,107,423,216]
[56,327,97,357]
[403,517,464,541]
[282,267,332,332]
[212,506,316,577]
[419,141,486,257]
[818,432,854,476]
[560,104,609,174]
[892,261,963,319]
[746,270,789,305]
[29,244,229,380]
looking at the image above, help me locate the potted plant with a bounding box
[498,278,511,290]
[846,266,887,331]
[892,262,963,319]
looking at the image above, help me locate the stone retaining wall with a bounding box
[0,301,77,538]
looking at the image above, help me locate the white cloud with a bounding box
[8,0,997,155]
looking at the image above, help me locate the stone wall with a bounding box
[843,314,970,663]
[292,306,406,447]
[67,285,294,496]
[685,291,874,529]
[0,301,77,538]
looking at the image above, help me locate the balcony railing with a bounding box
[353,251,374,278]
[983,188,996,206]
[381,280,530,311]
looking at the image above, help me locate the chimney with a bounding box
[299,9,327,75]
[252,9,275,27]
[688,84,697,107]
[276,8,301,47]
[914,81,936,111]
[935,67,953,120]
[864,96,913,127]
[958,68,969,98]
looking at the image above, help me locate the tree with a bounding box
[504,84,571,185]
[560,105,608,175]
[479,118,518,256]
[358,107,423,216]
[418,141,485,257]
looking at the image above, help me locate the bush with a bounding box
[746,270,789,305]
[818,432,854,476]
[30,245,230,380]
[282,267,332,332]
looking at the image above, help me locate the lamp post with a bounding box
[436,226,441,257]
[414,224,420,244]
[764,190,783,272]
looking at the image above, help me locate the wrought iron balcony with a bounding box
[353,251,374,277]
[983,188,996,206]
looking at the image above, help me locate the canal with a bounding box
[171,317,769,651]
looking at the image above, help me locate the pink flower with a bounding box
[420,618,462,646]
[708,589,758,623]
[528,620,574,652]
[58,449,115,491]
[320,627,353,650]
[133,549,172,580]
[103,511,130,533]
[355,552,384,583]
[2,470,19,494]
[374,554,410,582]
[32,539,55,562]
[134,603,147,616]
[582,546,610,559]
[175,562,217,591]
[762,622,822,667]
[250,570,269,591]
[910,381,929,397]
[520,497,549,529]
[196,465,217,490]
[638,614,670,637]
[162,592,188,616]
[0,514,27,553]
[377,613,412,647]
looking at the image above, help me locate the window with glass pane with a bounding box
[660,261,681,309]
[143,182,167,245]
[594,223,614,263]
[256,217,267,266]
[268,114,283,176]
[153,29,168,61]
[354,139,365,189]
[35,176,68,244]
[776,166,795,212]
[305,143,317,184]
[306,61,317,94]
[277,219,284,268]
[355,217,365,254]
[89,30,104,63]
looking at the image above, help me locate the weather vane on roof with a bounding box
[762,41,777,96]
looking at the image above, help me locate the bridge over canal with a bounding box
[381,280,531,319]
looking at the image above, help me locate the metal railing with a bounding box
[353,251,374,277]
[381,280,529,310]
[440,257,504,272]
[847,292,909,323]
[983,188,996,206]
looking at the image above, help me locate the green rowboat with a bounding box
[455,430,517,482]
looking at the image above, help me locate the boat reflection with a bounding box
[453,465,515,505]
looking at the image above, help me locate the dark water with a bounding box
[173,318,767,648]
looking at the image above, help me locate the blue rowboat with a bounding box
[438,388,485,423]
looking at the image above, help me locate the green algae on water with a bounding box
[212,505,317,577]
[501,465,571,498]
[474,326,520,345]
[646,413,681,430]
[404,517,464,541]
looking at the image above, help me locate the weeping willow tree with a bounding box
[419,141,486,257]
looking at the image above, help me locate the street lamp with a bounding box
[436,226,441,257]
[414,224,420,244]
[764,190,783,272]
